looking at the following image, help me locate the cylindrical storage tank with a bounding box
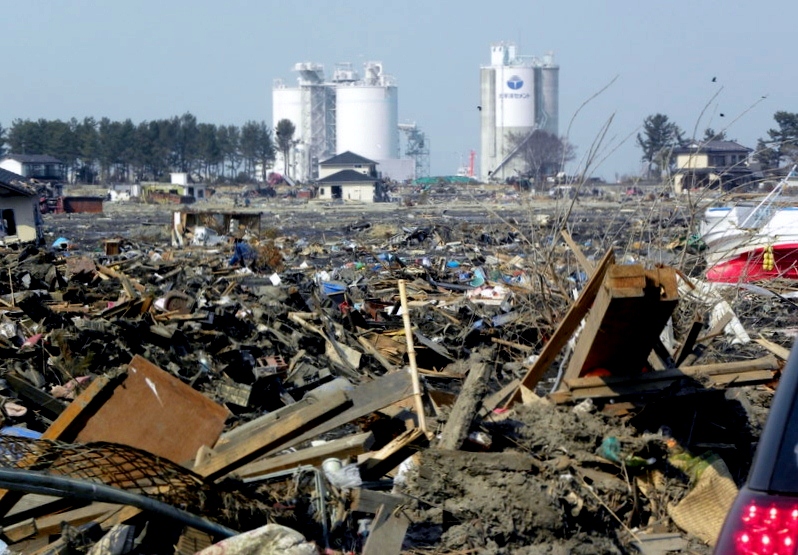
[479,67,496,180]
[335,85,399,161]
[493,65,536,179]
[272,86,303,177]
[540,66,559,136]
[272,87,302,133]
[494,65,536,130]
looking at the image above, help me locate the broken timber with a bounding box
[552,355,780,402]
[437,351,492,450]
[194,389,350,481]
[505,249,615,407]
[561,264,679,382]
[236,432,374,478]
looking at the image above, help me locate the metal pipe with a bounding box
[0,468,237,539]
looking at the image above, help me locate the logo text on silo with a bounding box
[507,76,524,90]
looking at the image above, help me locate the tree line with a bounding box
[637,111,798,179]
[0,114,279,184]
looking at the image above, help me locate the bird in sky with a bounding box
[712,77,717,82]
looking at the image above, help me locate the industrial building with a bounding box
[480,43,559,182]
[272,62,421,183]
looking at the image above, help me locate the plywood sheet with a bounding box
[75,355,229,464]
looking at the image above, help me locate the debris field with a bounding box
[0,193,793,555]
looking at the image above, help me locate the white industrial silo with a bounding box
[479,43,559,182]
[539,54,559,136]
[335,62,399,162]
[272,80,303,177]
[271,63,338,181]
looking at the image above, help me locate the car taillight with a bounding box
[715,489,798,554]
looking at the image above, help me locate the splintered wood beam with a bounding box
[437,356,491,450]
[194,390,350,481]
[558,355,780,400]
[358,428,429,481]
[236,432,375,478]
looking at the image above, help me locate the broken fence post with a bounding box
[398,279,428,433]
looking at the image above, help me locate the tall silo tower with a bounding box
[480,43,559,182]
[272,63,336,181]
[272,79,302,177]
[539,53,559,136]
[335,62,399,162]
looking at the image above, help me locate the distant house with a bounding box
[318,151,378,179]
[0,168,43,244]
[0,154,66,182]
[140,173,209,204]
[673,140,753,193]
[316,151,380,202]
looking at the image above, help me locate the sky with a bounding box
[1,0,795,179]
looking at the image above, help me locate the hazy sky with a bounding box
[2,0,794,179]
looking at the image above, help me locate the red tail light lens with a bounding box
[715,489,798,554]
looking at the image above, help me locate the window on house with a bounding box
[2,209,17,236]
[319,188,325,195]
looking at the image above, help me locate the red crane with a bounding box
[468,150,476,178]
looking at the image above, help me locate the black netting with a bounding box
[0,436,268,527]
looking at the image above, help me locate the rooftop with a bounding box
[319,151,377,166]
[317,169,378,184]
[0,168,36,196]
[675,140,752,154]
[2,154,64,164]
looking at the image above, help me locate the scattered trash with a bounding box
[0,192,790,554]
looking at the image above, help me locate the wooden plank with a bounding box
[479,379,520,417]
[674,314,704,367]
[357,335,398,373]
[75,355,229,464]
[756,337,792,360]
[96,505,142,530]
[2,503,118,542]
[568,369,776,399]
[194,390,351,481]
[95,265,145,292]
[438,355,491,450]
[565,355,779,390]
[561,230,594,274]
[350,489,405,515]
[505,249,615,407]
[358,428,428,481]
[175,526,214,555]
[42,375,118,441]
[236,432,375,478]
[562,265,679,383]
[561,356,780,399]
[490,337,534,352]
[362,504,409,555]
[214,395,325,450]
[681,312,735,366]
[252,370,416,463]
